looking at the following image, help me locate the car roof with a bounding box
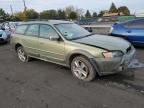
[19,20,73,25]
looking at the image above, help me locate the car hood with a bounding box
[73,34,130,53]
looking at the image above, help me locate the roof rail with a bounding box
[24,19,71,22]
[24,19,49,22]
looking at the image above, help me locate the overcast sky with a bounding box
[0,0,144,14]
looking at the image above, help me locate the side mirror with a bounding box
[49,35,60,41]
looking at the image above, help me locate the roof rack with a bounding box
[24,19,49,22]
[24,19,72,22]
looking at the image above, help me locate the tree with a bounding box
[92,12,97,17]
[0,8,6,21]
[118,6,130,15]
[85,10,91,18]
[10,15,20,21]
[26,9,39,19]
[47,10,57,19]
[40,10,49,19]
[65,6,84,19]
[40,10,57,19]
[65,5,75,17]
[4,13,11,21]
[109,2,117,13]
[76,8,84,18]
[15,12,26,21]
[0,8,6,17]
[98,10,105,17]
[69,11,78,20]
[57,9,66,19]
[15,9,39,21]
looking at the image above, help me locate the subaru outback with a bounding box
[11,20,136,81]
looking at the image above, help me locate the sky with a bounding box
[0,0,144,14]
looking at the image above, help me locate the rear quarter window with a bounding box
[15,25,28,34]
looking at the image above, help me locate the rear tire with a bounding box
[71,56,96,82]
[16,46,30,62]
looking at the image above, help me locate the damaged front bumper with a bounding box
[92,46,139,76]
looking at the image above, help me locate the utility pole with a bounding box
[10,5,13,16]
[22,0,27,21]
[22,0,27,12]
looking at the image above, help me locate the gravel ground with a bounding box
[0,44,144,108]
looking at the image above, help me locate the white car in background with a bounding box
[0,22,21,43]
[0,28,8,43]
[9,22,21,33]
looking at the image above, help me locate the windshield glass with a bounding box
[55,23,91,40]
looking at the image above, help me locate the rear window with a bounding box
[15,25,28,34]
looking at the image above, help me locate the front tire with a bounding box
[71,56,96,82]
[16,46,30,62]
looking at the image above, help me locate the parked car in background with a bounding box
[0,26,9,43]
[0,22,21,43]
[9,22,22,33]
[1,22,11,37]
[110,18,144,46]
[1,22,21,35]
[11,20,135,81]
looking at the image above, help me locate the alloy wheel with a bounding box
[17,48,27,62]
[72,59,89,80]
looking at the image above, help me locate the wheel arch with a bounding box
[65,49,94,67]
[15,43,22,52]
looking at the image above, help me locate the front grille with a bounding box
[126,46,132,53]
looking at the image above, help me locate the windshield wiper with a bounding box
[70,33,94,40]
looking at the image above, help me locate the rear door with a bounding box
[38,24,65,64]
[124,19,144,44]
[22,24,39,57]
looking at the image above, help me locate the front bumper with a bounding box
[92,47,136,76]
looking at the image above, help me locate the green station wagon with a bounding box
[11,20,136,81]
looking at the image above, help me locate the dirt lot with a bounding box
[0,44,144,108]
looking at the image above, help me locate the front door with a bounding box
[38,24,65,64]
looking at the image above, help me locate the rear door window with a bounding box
[25,24,39,37]
[15,25,28,34]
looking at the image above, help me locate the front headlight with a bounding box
[102,51,123,58]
